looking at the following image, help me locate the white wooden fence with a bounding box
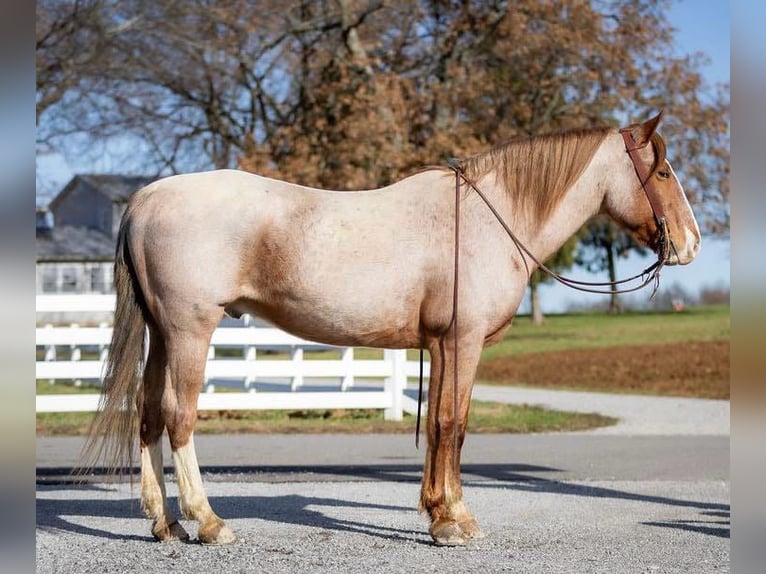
[36,295,429,419]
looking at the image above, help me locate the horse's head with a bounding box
[602,112,701,265]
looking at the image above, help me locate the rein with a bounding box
[415,128,672,449]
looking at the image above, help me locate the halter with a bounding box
[414,126,673,450]
[620,128,668,229]
[619,127,673,265]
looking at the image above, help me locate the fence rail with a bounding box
[36,295,429,419]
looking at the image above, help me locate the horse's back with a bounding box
[131,169,281,214]
[123,168,454,346]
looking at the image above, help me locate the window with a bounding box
[40,265,58,293]
[88,264,112,293]
[61,266,79,293]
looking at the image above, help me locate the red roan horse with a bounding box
[83,112,700,545]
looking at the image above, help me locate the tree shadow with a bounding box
[469,477,728,513]
[465,474,730,540]
[641,509,730,539]
[37,462,561,485]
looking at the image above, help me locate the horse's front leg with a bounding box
[420,335,485,546]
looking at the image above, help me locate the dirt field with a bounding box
[477,340,729,399]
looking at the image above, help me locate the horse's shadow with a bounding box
[209,494,426,543]
[36,462,729,542]
[35,491,428,544]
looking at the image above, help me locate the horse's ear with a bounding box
[632,110,664,146]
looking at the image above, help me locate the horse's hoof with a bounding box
[198,522,237,545]
[459,518,486,540]
[430,519,467,546]
[152,520,190,542]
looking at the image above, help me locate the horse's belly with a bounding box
[226,295,422,349]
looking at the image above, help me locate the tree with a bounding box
[240,0,409,189]
[36,0,111,124]
[528,235,579,325]
[37,0,308,173]
[575,217,648,314]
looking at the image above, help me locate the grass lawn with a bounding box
[480,304,730,361]
[477,305,730,399]
[36,400,615,436]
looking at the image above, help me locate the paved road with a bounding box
[471,384,730,436]
[36,386,730,573]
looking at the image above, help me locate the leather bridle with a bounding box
[414,126,674,451]
[619,126,672,263]
[450,129,672,296]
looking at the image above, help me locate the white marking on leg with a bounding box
[172,434,235,544]
[172,433,215,521]
[142,441,190,540]
[141,442,169,520]
[444,479,459,508]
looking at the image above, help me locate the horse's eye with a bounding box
[657,170,670,179]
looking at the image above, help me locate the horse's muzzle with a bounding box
[664,228,701,266]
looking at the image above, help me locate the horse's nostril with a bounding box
[683,228,701,258]
[691,236,702,256]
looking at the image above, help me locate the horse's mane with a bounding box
[458,126,610,225]
[458,124,666,226]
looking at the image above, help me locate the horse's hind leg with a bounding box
[420,335,485,545]
[163,317,236,545]
[140,327,189,542]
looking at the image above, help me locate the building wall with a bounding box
[36,261,114,294]
[51,182,114,237]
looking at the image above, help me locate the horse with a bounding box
[83,111,700,546]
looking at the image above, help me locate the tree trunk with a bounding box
[606,241,622,314]
[530,281,544,325]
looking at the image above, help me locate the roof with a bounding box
[49,174,155,209]
[78,174,154,202]
[36,225,115,262]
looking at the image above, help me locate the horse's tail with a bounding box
[79,210,147,478]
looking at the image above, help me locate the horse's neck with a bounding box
[527,183,602,265]
[506,141,616,268]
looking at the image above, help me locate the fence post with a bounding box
[69,323,82,386]
[383,349,406,421]
[341,347,354,391]
[205,344,216,393]
[44,324,56,385]
[98,322,109,362]
[290,347,304,391]
[243,314,257,392]
[244,344,257,391]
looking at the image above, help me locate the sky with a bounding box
[36,1,730,313]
